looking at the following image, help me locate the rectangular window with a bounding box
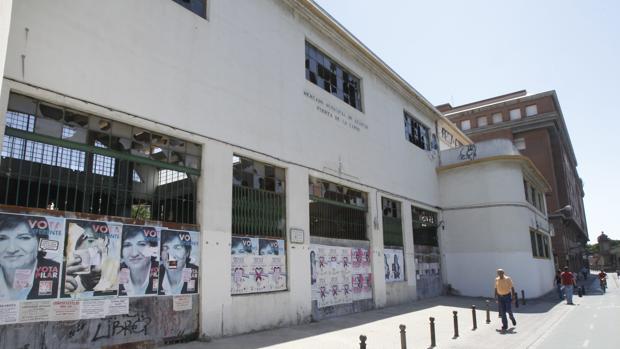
[171,0,207,18]
[477,116,488,127]
[404,112,430,150]
[524,180,529,202]
[309,177,367,240]
[536,233,544,257]
[412,206,438,246]
[233,155,286,238]
[461,120,471,130]
[382,197,403,247]
[530,230,550,259]
[530,231,537,256]
[305,41,362,111]
[514,138,526,150]
[492,112,503,124]
[509,108,522,120]
[525,104,538,117]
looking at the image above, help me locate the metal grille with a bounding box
[382,216,403,246]
[0,108,199,224]
[232,185,286,238]
[309,199,367,240]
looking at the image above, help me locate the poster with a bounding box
[172,294,192,311]
[106,298,129,316]
[80,299,106,319]
[61,219,122,298]
[118,225,160,296]
[0,301,19,324]
[18,300,52,323]
[51,300,81,321]
[159,229,200,295]
[384,248,405,282]
[231,236,287,295]
[310,244,358,308]
[0,213,65,301]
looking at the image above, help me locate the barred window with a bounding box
[382,197,403,247]
[404,112,430,150]
[305,41,362,111]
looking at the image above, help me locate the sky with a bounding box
[313,0,620,241]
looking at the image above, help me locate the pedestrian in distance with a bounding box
[598,270,607,293]
[494,268,517,333]
[560,266,576,305]
[554,269,563,300]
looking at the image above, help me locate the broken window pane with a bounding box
[64,111,89,127]
[39,103,63,121]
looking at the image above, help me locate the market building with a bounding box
[0,1,553,348]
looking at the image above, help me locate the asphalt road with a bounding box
[529,272,620,349]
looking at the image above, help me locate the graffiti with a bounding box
[91,312,152,342]
[458,144,477,161]
[67,320,88,339]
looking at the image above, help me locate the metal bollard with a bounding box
[472,305,477,330]
[521,290,526,305]
[514,292,519,308]
[486,300,491,324]
[359,335,367,349]
[430,317,437,347]
[399,324,407,349]
[453,311,459,338]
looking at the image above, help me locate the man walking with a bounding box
[494,269,517,333]
[561,266,576,305]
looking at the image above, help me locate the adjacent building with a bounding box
[439,90,589,272]
[0,1,555,348]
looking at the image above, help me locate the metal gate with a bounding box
[412,208,442,299]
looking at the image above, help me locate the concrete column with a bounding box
[367,189,386,308]
[402,200,417,297]
[198,140,233,338]
[0,82,10,144]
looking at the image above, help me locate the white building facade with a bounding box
[0,1,551,348]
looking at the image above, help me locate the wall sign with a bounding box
[290,228,304,244]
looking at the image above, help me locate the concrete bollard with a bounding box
[514,292,519,308]
[399,324,407,349]
[486,300,491,324]
[521,290,526,305]
[453,311,459,338]
[359,335,367,349]
[472,305,477,330]
[430,317,436,347]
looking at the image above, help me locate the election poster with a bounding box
[61,219,122,298]
[118,225,160,296]
[231,236,287,295]
[384,248,405,282]
[0,213,65,301]
[159,229,200,295]
[310,244,356,308]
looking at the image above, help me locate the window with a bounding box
[1,93,200,224]
[509,108,522,120]
[171,0,206,18]
[492,112,503,124]
[461,120,471,130]
[525,105,538,117]
[309,177,367,240]
[404,112,430,150]
[305,41,362,111]
[530,230,551,259]
[514,138,526,150]
[382,197,403,247]
[412,206,438,246]
[477,116,488,127]
[233,156,286,238]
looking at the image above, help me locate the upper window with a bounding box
[461,120,471,131]
[492,112,503,124]
[305,41,362,111]
[525,105,538,117]
[509,108,522,121]
[404,112,431,150]
[171,0,207,18]
[477,116,488,127]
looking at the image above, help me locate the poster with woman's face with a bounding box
[118,225,160,296]
[0,213,65,301]
[158,229,199,295]
[61,219,121,298]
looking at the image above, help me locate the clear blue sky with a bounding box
[314,0,620,241]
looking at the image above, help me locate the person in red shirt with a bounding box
[598,270,607,293]
[560,266,576,305]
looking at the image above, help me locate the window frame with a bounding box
[461,119,471,131]
[404,112,431,151]
[509,108,522,121]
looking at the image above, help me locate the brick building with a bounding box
[437,90,588,271]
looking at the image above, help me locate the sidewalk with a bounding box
[168,288,582,349]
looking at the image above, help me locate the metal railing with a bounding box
[232,185,286,238]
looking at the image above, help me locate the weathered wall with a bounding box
[0,295,199,349]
